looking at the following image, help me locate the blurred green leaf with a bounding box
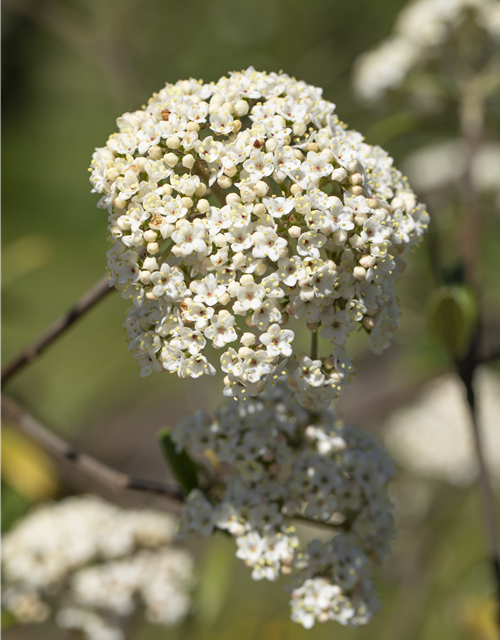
[196,534,235,628]
[1,610,17,630]
[427,286,477,357]
[158,428,198,493]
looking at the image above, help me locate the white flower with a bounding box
[204,313,238,348]
[90,68,428,404]
[260,324,294,357]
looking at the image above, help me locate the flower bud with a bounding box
[354,212,367,226]
[147,242,159,254]
[181,197,193,209]
[253,203,266,216]
[234,100,249,117]
[164,153,178,167]
[347,160,359,173]
[255,181,269,197]
[224,166,237,177]
[218,292,231,306]
[194,183,207,197]
[146,291,158,301]
[139,270,151,285]
[289,226,301,238]
[166,135,181,149]
[240,274,254,286]
[197,199,210,214]
[186,121,200,131]
[348,185,363,196]
[113,198,127,210]
[331,168,348,182]
[182,154,195,169]
[391,197,405,211]
[333,230,347,245]
[148,145,163,159]
[353,266,367,279]
[359,255,376,268]
[254,262,267,276]
[143,230,157,243]
[306,322,320,331]
[290,184,302,195]
[306,142,319,152]
[349,172,363,185]
[265,138,278,152]
[218,176,232,189]
[293,123,307,136]
[349,234,364,249]
[226,193,241,205]
[363,317,375,330]
[241,332,256,347]
[232,119,242,133]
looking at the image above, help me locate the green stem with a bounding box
[310,330,318,361]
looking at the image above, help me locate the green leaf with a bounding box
[196,533,235,628]
[1,610,17,629]
[158,428,198,493]
[427,286,477,357]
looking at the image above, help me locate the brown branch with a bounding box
[1,394,184,504]
[1,274,114,387]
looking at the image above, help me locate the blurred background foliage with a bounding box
[2,0,500,638]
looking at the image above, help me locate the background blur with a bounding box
[2,0,500,638]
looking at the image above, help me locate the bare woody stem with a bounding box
[1,394,185,504]
[1,274,114,387]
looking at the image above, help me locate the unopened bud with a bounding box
[255,181,269,197]
[265,138,278,152]
[164,153,178,167]
[186,121,200,131]
[166,135,181,149]
[241,332,256,347]
[240,274,254,286]
[359,255,376,268]
[143,230,157,243]
[253,203,266,216]
[306,322,320,331]
[254,262,267,276]
[293,123,307,136]
[147,242,159,254]
[348,185,363,196]
[226,193,241,204]
[197,199,210,214]
[353,266,367,279]
[289,226,301,238]
[148,145,163,159]
[290,184,302,195]
[234,100,249,117]
[354,212,368,226]
[182,154,195,169]
[217,176,232,189]
[224,166,237,177]
[333,230,347,245]
[363,317,375,330]
[218,292,231,306]
[181,197,193,209]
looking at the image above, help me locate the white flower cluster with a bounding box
[172,380,394,629]
[353,0,500,102]
[385,369,500,486]
[89,68,428,410]
[2,495,194,640]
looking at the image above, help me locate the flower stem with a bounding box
[310,330,318,361]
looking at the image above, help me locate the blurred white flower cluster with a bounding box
[173,379,394,629]
[2,495,194,640]
[89,68,428,410]
[385,368,500,486]
[353,0,500,102]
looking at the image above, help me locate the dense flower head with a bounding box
[2,496,194,640]
[353,0,500,102]
[90,68,429,410]
[172,379,395,629]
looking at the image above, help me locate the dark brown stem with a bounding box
[1,394,184,504]
[1,274,114,387]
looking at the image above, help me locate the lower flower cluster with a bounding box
[1,496,194,640]
[173,380,394,629]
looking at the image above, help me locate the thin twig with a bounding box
[1,394,184,504]
[1,274,114,387]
